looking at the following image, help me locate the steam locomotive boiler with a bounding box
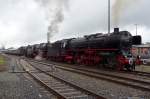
[47,28,142,71]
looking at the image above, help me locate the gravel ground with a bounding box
[0,56,56,99]
[31,62,150,99]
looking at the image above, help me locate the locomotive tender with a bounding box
[6,28,142,71]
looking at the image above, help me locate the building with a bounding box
[132,44,150,59]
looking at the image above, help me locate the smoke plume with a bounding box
[112,0,137,27]
[36,0,69,42]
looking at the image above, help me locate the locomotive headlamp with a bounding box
[129,58,133,65]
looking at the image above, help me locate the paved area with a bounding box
[0,55,55,99]
[136,65,150,73]
[135,59,150,73]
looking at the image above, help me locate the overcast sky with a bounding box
[0,0,150,48]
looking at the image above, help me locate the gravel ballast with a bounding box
[0,56,56,99]
[31,62,150,99]
[49,68,150,99]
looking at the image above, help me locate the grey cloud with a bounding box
[0,0,48,48]
[54,0,150,43]
[117,0,150,27]
[0,0,150,48]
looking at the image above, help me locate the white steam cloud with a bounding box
[112,0,138,27]
[36,0,69,42]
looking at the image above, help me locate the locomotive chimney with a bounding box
[114,28,119,33]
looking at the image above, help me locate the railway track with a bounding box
[19,59,105,99]
[46,59,150,78]
[128,71,150,78]
[26,59,150,92]
[7,54,150,77]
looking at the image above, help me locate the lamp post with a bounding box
[108,0,110,34]
[47,32,50,43]
[135,24,138,35]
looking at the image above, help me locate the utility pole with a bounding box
[47,32,50,43]
[108,0,110,34]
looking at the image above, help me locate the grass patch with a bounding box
[0,55,6,71]
[0,55,5,65]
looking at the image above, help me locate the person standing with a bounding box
[11,59,15,72]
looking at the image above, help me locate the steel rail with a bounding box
[27,59,150,92]
[20,59,105,99]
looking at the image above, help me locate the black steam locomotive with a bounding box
[6,28,142,71]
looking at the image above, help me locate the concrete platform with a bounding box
[135,65,150,73]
